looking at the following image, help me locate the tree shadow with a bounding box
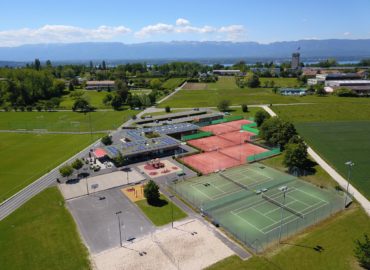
[148,198,168,207]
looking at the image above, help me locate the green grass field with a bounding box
[161,78,186,89]
[295,121,370,199]
[0,133,102,201]
[0,110,136,132]
[159,77,369,108]
[60,90,111,109]
[259,77,300,87]
[207,206,369,270]
[0,187,90,270]
[135,194,187,226]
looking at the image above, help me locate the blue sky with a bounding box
[1,0,369,46]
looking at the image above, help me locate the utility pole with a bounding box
[344,161,354,207]
[169,195,175,228]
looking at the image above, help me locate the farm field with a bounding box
[296,121,370,199]
[0,187,91,270]
[135,194,187,226]
[0,110,136,132]
[159,77,369,108]
[0,133,102,201]
[161,77,186,89]
[207,206,370,270]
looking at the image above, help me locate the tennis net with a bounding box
[219,172,250,191]
[218,149,242,163]
[262,193,304,218]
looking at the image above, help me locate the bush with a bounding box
[71,159,84,171]
[101,135,113,145]
[241,104,248,113]
[26,106,33,112]
[354,234,370,269]
[260,117,297,149]
[255,110,271,127]
[144,180,160,205]
[335,87,357,97]
[217,100,230,112]
[113,152,126,167]
[165,106,171,113]
[59,164,73,178]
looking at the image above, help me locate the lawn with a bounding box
[135,194,187,226]
[207,206,370,270]
[0,110,136,132]
[0,133,102,201]
[0,187,91,270]
[259,77,300,87]
[60,90,111,109]
[159,77,370,108]
[296,121,370,199]
[161,78,186,90]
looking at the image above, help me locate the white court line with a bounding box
[286,194,310,207]
[261,200,329,234]
[262,199,328,234]
[231,212,265,234]
[294,187,328,204]
[251,207,277,223]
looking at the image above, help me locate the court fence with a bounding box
[242,124,259,135]
[181,131,213,141]
[210,115,244,125]
[247,148,281,163]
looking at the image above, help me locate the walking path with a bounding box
[156,81,187,104]
[261,105,370,216]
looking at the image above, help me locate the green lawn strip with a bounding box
[0,187,91,270]
[261,154,338,189]
[0,110,135,132]
[295,121,370,199]
[207,206,370,270]
[0,133,103,201]
[135,194,187,226]
[161,78,187,89]
[259,77,300,87]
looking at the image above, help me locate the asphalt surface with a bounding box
[67,188,155,254]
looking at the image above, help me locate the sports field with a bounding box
[61,90,111,109]
[0,110,135,132]
[296,121,370,199]
[159,77,370,108]
[170,163,346,252]
[0,133,102,201]
[0,187,90,270]
[161,78,186,89]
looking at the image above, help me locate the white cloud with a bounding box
[343,31,351,36]
[176,18,190,26]
[135,18,246,41]
[0,25,131,46]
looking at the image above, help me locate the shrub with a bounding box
[101,135,113,145]
[254,110,271,127]
[144,180,160,205]
[26,106,33,112]
[165,106,171,113]
[59,164,73,178]
[71,159,84,171]
[217,100,230,112]
[241,104,248,112]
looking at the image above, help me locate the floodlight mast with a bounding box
[278,187,288,244]
[344,161,354,207]
[115,211,122,247]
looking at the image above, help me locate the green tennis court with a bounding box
[169,163,347,252]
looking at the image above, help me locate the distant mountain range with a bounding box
[1,39,370,63]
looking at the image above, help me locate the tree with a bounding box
[101,135,113,145]
[71,159,83,175]
[144,180,160,205]
[165,106,171,113]
[241,104,248,113]
[260,117,297,149]
[59,164,73,178]
[68,82,75,91]
[150,78,162,90]
[217,100,230,112]
[315,84,327,96]
[103,93,113,106]
[113,152,126,167]
[111,95,123,110]
[247,74,260,88]
[72,98,91,112]
[354,234,370,269]
[34,58,41,70]
[335,87,356,97]
[102,60,106,70]
[255,110,271,127]
[283,140,309,171]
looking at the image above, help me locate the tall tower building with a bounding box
[291,52,300,69]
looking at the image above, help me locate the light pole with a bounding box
[344,161,354,207]
[169,195,175,228]
[115,211,122,247]
[278,187,288,244]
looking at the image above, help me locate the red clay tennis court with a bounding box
[181,151,242,175]
[218,130,255,144]
[200,119,252,135]
[219,143,268,162]
[187,136,236,152]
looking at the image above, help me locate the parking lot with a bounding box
[67,188,155,253]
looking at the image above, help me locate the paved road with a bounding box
[262,105,370,217]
